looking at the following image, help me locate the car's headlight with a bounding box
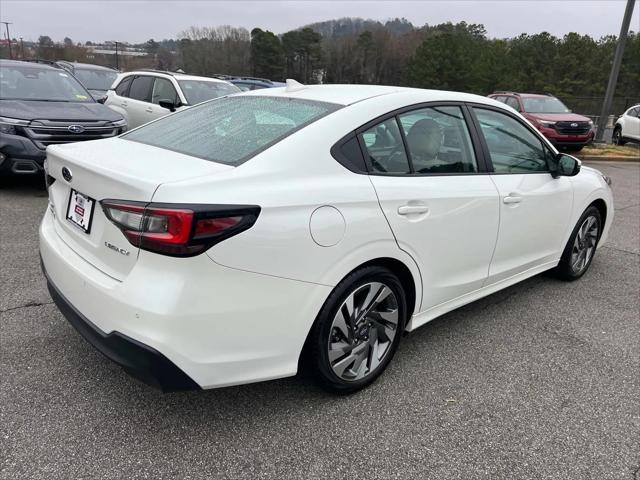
[110,118,128,133]
[588,120,594,126]
[0,116,29,135]
[539,120,556,127]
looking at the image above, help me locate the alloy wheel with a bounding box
[327,282,399,382]
[571,215,599,274]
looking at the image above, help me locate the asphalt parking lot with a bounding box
[1,162,638,480]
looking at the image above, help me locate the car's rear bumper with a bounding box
[44,267,201,392]
[39,208,331,390]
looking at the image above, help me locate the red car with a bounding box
[489,92,594,152]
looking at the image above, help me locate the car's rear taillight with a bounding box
[101,200,260,257]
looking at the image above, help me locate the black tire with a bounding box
[554,205,602,281]
[612,127,626,146]
[306,266,407,394]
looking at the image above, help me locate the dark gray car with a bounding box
[56,61,119,100]
[0,60,126,176]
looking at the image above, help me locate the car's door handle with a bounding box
[145,107,153,113]
[120,102,127,107]
[398,205,429,215]
[503,195,522,204]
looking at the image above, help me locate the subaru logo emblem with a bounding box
[570,122,578,127]
[68,125,85,134]
[62,167,72,182]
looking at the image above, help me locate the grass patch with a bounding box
[581,144,640,158]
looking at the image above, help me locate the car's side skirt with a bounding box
[406,259,559,332]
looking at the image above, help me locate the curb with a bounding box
[577,155,640,162]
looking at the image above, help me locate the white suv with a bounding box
[104,70,240,129]
[613,105,640,145]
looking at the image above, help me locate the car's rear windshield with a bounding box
[0,64,93,103]
[123,96,342,165]
[522,97,570,113]
[178,80,241,105]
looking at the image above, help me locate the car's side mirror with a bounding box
[159,99,179,112]
[552,153,581,178]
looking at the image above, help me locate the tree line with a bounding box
[4,18,639,113]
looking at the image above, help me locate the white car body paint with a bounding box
[614,105,640,142]
[40,85,614,389]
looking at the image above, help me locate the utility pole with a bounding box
[1,22,13,59]
[595,0,636,142]
[115,41,119,69]
[19,37,24,59]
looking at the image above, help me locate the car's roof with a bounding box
[518,93,552,98]
[60,62,116,71]
[245,84,497,107]
[0,59,59,70]
[123,70,231,83]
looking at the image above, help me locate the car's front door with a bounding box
[627,107,640,141]
[363,105,500,313]
[470,107,573,284]
[150,77,180,120]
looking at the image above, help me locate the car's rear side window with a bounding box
[114,76,132,96]
[123,96,341,165]
[128,76,154,102]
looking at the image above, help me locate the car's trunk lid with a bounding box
[45,137,233,280]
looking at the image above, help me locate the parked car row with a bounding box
[0,60,290,176]
[2,58,635,181]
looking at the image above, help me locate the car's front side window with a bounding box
[398,106,478,174]
[473,107,549,174]
[151,77,178,105]
[359,118,410,174]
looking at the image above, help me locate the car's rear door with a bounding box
[126,75,155,128]
[364,104,500,314]
[469,106,573,283]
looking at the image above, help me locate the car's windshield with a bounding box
[0,64,93,102]
[178,80,241,104]
[522,97,570,113]
[73,68,118,90]
[123,96,341,165]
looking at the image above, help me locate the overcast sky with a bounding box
[1,0,638,43]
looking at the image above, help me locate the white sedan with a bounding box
[40,83,614,393]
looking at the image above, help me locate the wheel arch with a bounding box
[298,256,419,368]
[589,198,607,238]
[355,257,417,320]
